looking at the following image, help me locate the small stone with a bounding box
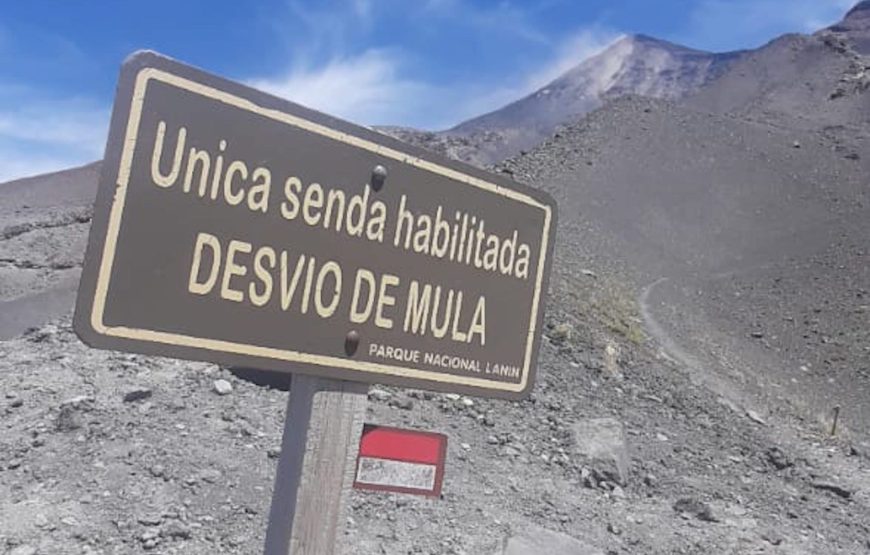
[213,379,233,396]
[123,388,153,403]
[487,435,500,445]
[766,447,793,470]
[572,418,630,485]
[267,447,281,459]
[761,530,784,546]
[55,396,95,432]
[460,443,471,451]
[160,521,192,540]
[391,398,414,410]
[368,388,392,402]
[792,140,801,148]
[673,498,717,522]
[445,393,461,401]
[460,398,475,408]
[746,410,767,425]
[10,398,23,408]
[811,480,853,499]
[138,514,163,526]
[199,468,222,484]
[549,323,573,343]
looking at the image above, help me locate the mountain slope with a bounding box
[437,35,741,164]
[829,0,870,54]
[501,95,870,438]
[0,162,99,339]
[686,7,870,134]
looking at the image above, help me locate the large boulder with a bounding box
[571,417,629,485]
[501,523,604,555]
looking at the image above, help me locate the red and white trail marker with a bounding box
[353,424,448,497]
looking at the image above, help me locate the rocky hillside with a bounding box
[829,0,870,54]
[3,3,870,554]
[445,35,741,164]
[0,162,99,340]
[3,95,870,551]
[686,31,870,133]
[499,93,870,437]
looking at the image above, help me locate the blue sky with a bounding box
[0,0,858,182]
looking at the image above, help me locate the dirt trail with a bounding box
[638,277,752,417]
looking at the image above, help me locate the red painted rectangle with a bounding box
[358,426,444,464]
[353,424,447,497]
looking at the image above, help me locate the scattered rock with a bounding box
[9,397,23,408]
[501,523,604,555]
[761,529,784,546]
[390,397,414,410]
[160,521,192,540]
[572,418,629,485]
[673,497,718,522]
[138,514,163,526]
[811,480,853,499]
[28,324,59,343]
[198,468,222,484]
[123,387,153,403]
[148,465,166,478]
[766,447,793,470]
[56,395,95,432]
[746,409,767,425]
[549,323,573,344]
[213,379,233,396]
[368,388,392,402]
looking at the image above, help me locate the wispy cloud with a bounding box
[0,22,108,183]
[525,27,622,91]
[0,95,108,183]
[247,49,434,126]
[441,27,621,127]
[678,0,857,51]
[248,24,620,130]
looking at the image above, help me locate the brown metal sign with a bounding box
[74,51,557,399]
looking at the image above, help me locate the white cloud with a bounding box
[248,49,434,127]
[680,0,858,51]
[0,97,108,183]
[247,24,622,131]
[440,28,621,128]
[525,28,623,91]
[0,149,91,183]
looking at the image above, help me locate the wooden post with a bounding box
[264,373,368,555]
